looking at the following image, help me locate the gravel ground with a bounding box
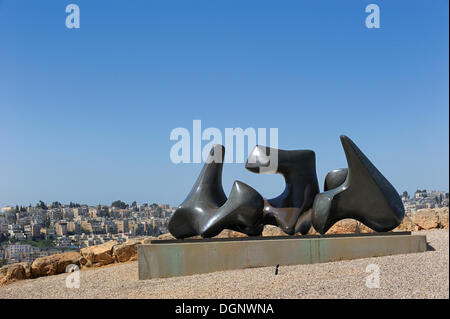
[0,229,448,299]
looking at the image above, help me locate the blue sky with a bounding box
[0,0,448,208]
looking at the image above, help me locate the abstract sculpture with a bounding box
[168,135,405,239]
[311,135,405,234]
[245,146,319,235]
[168,145,264,239]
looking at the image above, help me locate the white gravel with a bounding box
[0,229,448,299]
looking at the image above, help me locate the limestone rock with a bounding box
[437,207,449,229]
[306,227,320,235]
[157,233,175,240]
[141,237,155,244]
[31,251,83,277]
[411,209,440,230]
[262,225,290,237]
[0,263,28,286]
[357,222,376,233]
[395,215,415,231]
[325,219,359,234]
[22,262,32,279]
[216,229,248,238]
[112,237,155,263]
[81,241,117,267]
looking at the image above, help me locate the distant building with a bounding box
[41,228,56,240]
[89,207,98,218]
[67,221,81,234]
[5,244,34,263]
[62,208,74,220]
[31,224,41,239]
[114,220,129,233]
[55,221,68,236]
[414,190,427,199]
[1,206,15,213]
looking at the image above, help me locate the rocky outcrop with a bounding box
[310,209,447,234]
[262,225,300,236]
[217,230,248,238]
[112,237,155,263]
[80,240,117,267]
[157,233,175,240]
[31,251,84,277]
[0,263,29,286]
[325,219,360,234]
[411,209,440,230]
[395,215,415,231]
[437,207,449,229]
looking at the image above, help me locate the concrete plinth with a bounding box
[138,232,427,279]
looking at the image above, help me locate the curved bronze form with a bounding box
[201,181,264,238]
[324,168,348,191]
[245,146,320,235]
[168,145,264,239]
[169,137,405,239]
[311,135,405,234]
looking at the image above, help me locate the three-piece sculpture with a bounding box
[168,135,405,239]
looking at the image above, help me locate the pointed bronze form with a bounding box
[168,145,264,239]
[245,146,320,235]
[168,144,226,239]
[311,135,405,234]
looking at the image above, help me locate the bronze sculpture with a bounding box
[168,136,404,238]
[245,146,319,235]
[168,145,264,239]
[311,135,405,234]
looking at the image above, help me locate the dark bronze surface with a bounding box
[311,135,405,234]
[324,168,348,191]
[246,146,320,235]
[168,136,405,239]
[168,145,264,239]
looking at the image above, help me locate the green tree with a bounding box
[111,200,128,209]
[50,201,62,208]
[69,202,81,208]
[37,200,48,210]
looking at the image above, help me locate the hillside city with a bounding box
[0,200,174,266]
[1,189,448,266]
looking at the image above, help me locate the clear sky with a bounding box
[0,0,448,208]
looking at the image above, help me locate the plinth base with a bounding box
[138,232,427,279]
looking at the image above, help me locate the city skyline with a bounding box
[1,0,448,208]
[1,186,449,210]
